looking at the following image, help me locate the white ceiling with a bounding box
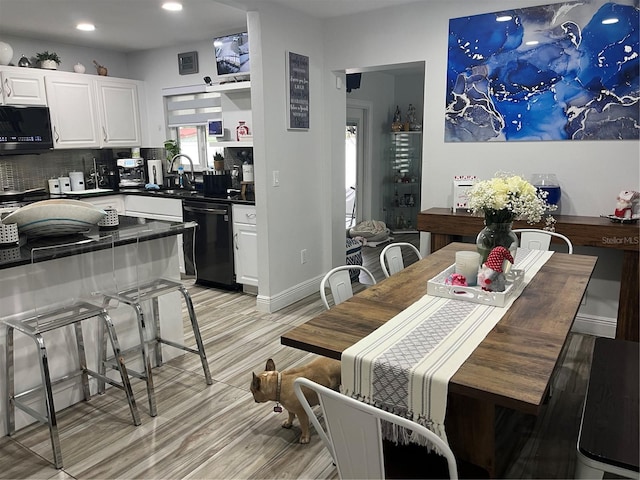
[0,0,425,53]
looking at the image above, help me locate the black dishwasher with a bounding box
[183,199,238,289]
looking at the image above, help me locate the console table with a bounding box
[417,208,639,342]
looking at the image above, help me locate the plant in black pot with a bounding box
[36,51,61,69]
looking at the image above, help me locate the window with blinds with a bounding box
[164,89,224,171]
[166,91,222,127]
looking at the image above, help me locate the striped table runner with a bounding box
[341,248,553,448]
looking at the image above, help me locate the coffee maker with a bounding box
[117,158,146,187]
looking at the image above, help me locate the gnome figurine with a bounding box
[478,246,514,292]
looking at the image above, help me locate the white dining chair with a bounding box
[512,229,573,254]
[293,377,458,480]
[379,242,422,278]
[320,265,376,310]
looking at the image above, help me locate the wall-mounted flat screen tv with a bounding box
[213,32,250,81]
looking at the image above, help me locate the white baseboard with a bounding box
[256,275,323,313]
[572,313,617,338]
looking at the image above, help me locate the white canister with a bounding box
[58,176,71,193]
[48,178,61,194]
[455,251,481,286]
[69,171,85,191]
[147,159,164,186]
[242,163,254,183]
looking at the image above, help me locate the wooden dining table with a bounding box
[281,242,598,478]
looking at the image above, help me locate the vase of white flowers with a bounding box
[468,172,552,263]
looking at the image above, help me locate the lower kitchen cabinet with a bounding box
[232,204,258,287]
[78,194,125,213]
[124,195,185,273]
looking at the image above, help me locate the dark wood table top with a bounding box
[281,243,597,415]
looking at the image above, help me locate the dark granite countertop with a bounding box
[0,216,196,270]
[62,188,256,205]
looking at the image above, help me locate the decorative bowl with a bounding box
[2,199,106,237]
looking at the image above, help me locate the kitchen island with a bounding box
[0,216,196,436]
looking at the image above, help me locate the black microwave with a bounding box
[0,105,54,154]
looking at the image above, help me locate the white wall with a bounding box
[246,4,329,311]
[323,0,639,218]
[0,34,129,77]
[127,37,235,147]
[320,0,639,320]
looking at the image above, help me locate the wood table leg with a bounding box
[616,250,639,342]
[446,393,496,478]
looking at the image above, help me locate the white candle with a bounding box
[455,251,481,286]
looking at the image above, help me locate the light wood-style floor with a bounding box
[0,235,596,479]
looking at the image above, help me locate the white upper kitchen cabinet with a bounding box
[96,78,142,147]
[45,73,101,148]
[0,66,47,106]
[45,72,143,149]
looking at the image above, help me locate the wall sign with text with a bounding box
[286,51,309,130]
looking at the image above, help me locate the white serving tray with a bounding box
[427,264,524,307]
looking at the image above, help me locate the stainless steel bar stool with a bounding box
[99,228,212,417]
[2,236,141,469]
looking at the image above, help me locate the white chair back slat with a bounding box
[512,229,573,254]
[379,242,422,278]
[320,265,376,310]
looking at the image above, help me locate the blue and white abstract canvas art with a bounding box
[445,1,639,142]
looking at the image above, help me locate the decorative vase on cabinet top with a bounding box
[0,41,13,65]
[74,63,86,73]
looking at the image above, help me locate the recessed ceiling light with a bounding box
[601,17,619,25]
[76,23,96,31]
[496,15,513,22]
[525,40,539,46]
[162,2,183,11]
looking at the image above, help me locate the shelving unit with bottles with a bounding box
[384,131,422,233]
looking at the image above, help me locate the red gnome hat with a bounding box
[485,246,514,273]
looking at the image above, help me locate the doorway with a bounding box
[343,64,425,236]
[346,102,369,229]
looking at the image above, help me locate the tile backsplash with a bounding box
[0,148,164,192]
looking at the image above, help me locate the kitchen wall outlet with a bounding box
[272,170,280,187]
[301,249,307,264]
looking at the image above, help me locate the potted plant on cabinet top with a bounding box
[36,51,61,69]
[213,152,225,171]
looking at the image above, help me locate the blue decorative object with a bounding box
[445,1,639,142]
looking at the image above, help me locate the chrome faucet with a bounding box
[168,153,196,186]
